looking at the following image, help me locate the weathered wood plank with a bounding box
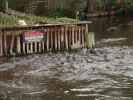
[46,28,49,51]
[57,28,61,50]
[65,26,68,50]
[10,35,15,55]
[17,35,21,54]
[0,33,3,56]
[4,33,7,56]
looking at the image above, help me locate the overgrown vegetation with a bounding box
[1,0,133,27]
[0,10,77,27]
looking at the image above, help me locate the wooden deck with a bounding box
[0,21,94,56]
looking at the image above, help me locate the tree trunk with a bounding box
[86,0,96,13]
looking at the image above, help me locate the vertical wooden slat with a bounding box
[75,26,78,45]
[78,27,81,46]
[61,27,64,49]
[85,24,89,48]
[46,28,49,51]
[0,33,3,56]
[55,27,57,51]
[69,27,72,49]
[34,42,38,53]
[38,42,42,53]
[30,42,33,53]
[85,24,95,48]
[65,26,68,50]
[17,35,21,54]
[57,28,61,50]
[50,28,53,51]
[10,34,15,55]
[23,43,26,55]
[81,25,85,48]
[72,26,75,48]
[4,32,7,56]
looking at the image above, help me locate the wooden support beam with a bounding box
[10,34,15,56]
[0,33,3,56]
[50,29,53,51]
[55,27,57,51]
[65,26,68,50]
[38,42,42,53]
[85,24,95,48]
[4,32,7,56]
[57,28,61,51]
[61,27,64,50]
[72,27,75,48]
[30,42,34,53]
[17,35,21,54]
[69,27,72,49]
[34,42,38,53]
[81,25,85,48]
[23,43,26,55]
[75,27,78,45]
[78,27,81,47]
[46,29,49,51]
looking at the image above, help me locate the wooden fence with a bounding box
[0,21,94,56]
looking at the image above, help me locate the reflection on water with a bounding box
[0,17,133,100]
[90,16,133,47]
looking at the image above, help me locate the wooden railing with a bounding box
[0,21,94,56]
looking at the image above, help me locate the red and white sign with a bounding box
[23,31,45,42]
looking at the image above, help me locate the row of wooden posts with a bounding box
[0,21,95,56]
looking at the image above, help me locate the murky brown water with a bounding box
[1,17,133,100]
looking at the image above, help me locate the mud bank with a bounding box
[0,47,133,100]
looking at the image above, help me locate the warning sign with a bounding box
[22,31,46,42]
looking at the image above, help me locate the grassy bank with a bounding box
[0,10,77,27]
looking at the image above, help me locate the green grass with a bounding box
[0,13,77,27]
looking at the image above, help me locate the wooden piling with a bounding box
[30,42,34,53]
[61,27,64,50]
[46,28,49,51]
[17,35,21,54]
[23,43,26,55]
[57,27,61,50]
[0,33,3,56]
[50,28,53,51]
[10,34,15,55]
[72,27,75,49]
[81,25,85,48]
[85,24,95,48]
[54,27,58,51]
[4,32,7,56]
[78,26,81,47]
[65,26,68,50]
[34,42,37,53]
[38,42,42,53]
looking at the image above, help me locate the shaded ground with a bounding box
[0,10,77,27]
